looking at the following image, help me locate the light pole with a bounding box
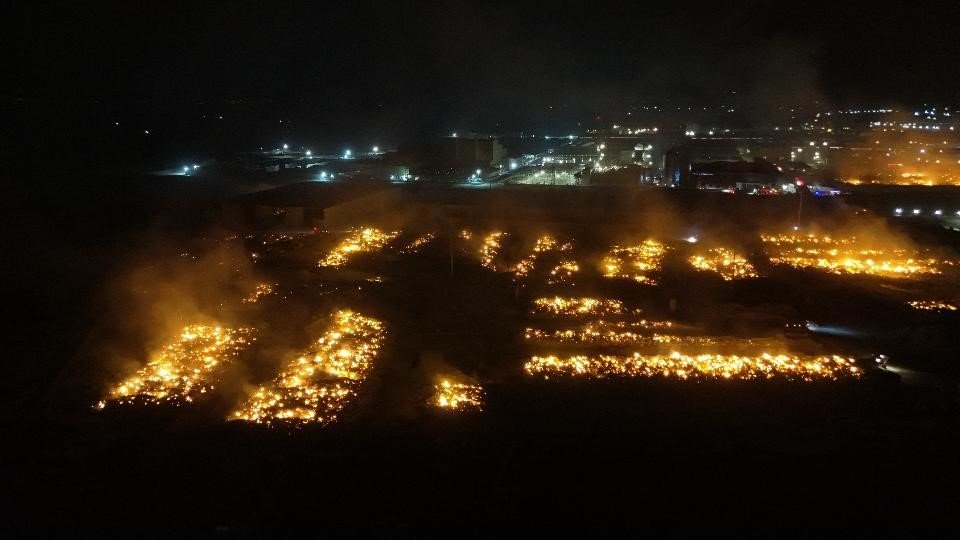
[796,179,805,227]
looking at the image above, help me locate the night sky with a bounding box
[6,1,960,136]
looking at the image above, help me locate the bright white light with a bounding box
[305,150,312,156]
[913,209,921,215]
[685,236,698,244]
[509,161,518,170]
[934,209,943,215]
[451,132,457,138]
[283,144,289,150]
[183,166,190,173]
[894,208,903,214]
[344,149,352,158]
[372,146,379,153]
[476,169,482,176]
[192,164,199,169]
[792,225,800,231]
[568,135,575,140]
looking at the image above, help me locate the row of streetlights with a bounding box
[278,144,381,158]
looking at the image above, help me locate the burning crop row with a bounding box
[907,300,958,311]
[318,227,399,268]
[513,235,572,279]
[525,352,861,381]
[524,327,708,347]
[602,240,668,284]
[479,232,508,270]
[231,310,384,425]
[400,233,436,253]
[99,325,256,407]
[532,296,627,317]
[242,282,276,303]
[761,233,943,277]
[547,260,580,285]
[688,248,758,281]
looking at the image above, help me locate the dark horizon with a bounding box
[8,2,960,130]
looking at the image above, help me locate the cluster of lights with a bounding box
[907,300,958,312]
[524,352,861,381]
[895,207,960,216]
[546,260,579,285]
[98,325,255,408]
[242,282,275,303]
[531,297,626,317]
[761,233,943,277]
[318,227,399,268]
[514,235,571,279]
[601,240,668,284]
[431,380,483,411]
[688,248,758,280]
[231,310,383,425]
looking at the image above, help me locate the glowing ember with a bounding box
[532,296,626,317]
[688,248,758,280]
[101,325,255,406]
[459,229,473,241]
[907,300,958,311]
[761,233,943,277]
[479,232,508,270]
[431,379,483,411]
[547,260,579,285]
[242,282,275,303]
[231,310,383,425]
[513,235,571,279]
[318,227,399,267]
[401,233,436,253]
[602,240,668,284]
[525,352,860,381]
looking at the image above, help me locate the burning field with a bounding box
[86,215,960,430]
